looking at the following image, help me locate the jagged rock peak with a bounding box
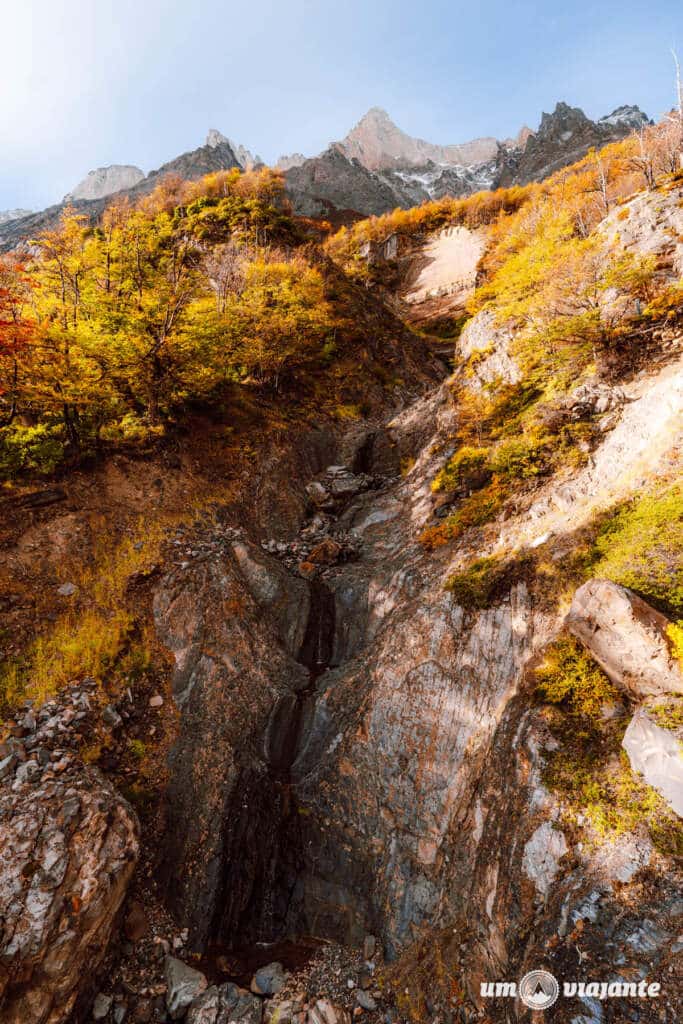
[276,152,307,171]
[205,128,231,148]
[537,101,591,134]
[537,100,650,138]
[599,104,651,130]
[65,164,145,202]
[337,107,500,171]
[205,129,261,169]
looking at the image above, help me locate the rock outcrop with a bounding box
[336,106,500,172]
[0,208,33,226]
[457,308,521,388]
[623,708,683,817]
[284,148,402,220]
[566,580,683,698]
[0,762,139,1023]
[499,101,650,185]
[65,165,145,202]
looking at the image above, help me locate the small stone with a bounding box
[124,901,149,942]
[148,694,164,709]
[165,956,208,1020]
[251,962,288,996]
[347,979,356,990]
[308,539,343,566]
[355,991,376,1012]
[93,993,113,1019]
[103,705,122,729]
[57,582,77,597]
[114,1004,127,1024]
[22,711,37,733]
[14,760,41,786]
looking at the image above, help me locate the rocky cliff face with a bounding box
[143,317,681,1021]
[499,102,650,186]
[65,165,145,202]
[336,107,500,172]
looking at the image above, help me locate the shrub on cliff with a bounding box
[587,482,683,616]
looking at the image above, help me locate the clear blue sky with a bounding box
[3,0,682,211]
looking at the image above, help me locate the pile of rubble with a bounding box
[115,939,392,1024]
[259,464,385,577]
[0,678,98,785]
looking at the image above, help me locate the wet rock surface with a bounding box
[142,345,682,1023]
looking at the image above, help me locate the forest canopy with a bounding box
[0,169,360,478]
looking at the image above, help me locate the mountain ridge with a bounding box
[0,100,651,247]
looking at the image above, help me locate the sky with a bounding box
[2,0,682,211]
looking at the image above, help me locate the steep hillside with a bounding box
[326,114,682,330]
[0,131,682,1024]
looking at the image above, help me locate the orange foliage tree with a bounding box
[0,258,36,426]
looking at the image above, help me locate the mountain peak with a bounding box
[338,108,499,172]
[205,128,231,148]
[64,165,145,202]
[599,105,650,130]
[359,106,394,123]
[205,129,261,169]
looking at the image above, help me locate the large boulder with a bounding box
[622,709,683,817]
[0,765,139,1024]
[566,579,683,698]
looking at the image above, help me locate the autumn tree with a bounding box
[222,256,336,391]
[0,258,35,425]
